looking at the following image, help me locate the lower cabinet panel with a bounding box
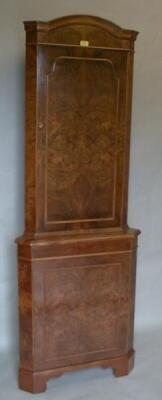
[31,252,135,370]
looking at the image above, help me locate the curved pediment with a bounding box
[24,15,138,48]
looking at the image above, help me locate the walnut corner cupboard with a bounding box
[16,15,140,393]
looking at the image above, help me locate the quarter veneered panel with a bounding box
[48,24,122,48]
[36,45,128,231]
[44,263,120,361]
[46,57,119,224]
[33,252,132,368]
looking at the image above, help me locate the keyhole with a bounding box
[39,122,44,129]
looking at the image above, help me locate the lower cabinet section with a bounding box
[17,229,139,393]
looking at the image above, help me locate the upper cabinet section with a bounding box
[24,15,138,50]
[24,16,138,234]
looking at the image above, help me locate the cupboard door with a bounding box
[37,46,130,231]
[33,251,134,369]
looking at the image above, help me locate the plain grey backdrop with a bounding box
[0,1,162,399]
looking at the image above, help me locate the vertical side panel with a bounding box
[121,50,135,226]
[128,247,138,349]
[18,259,33,369]
[24,45,37,233]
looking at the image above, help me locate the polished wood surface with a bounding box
[16,15,139,393]
[38,46,129,231]
[19,349,135,393]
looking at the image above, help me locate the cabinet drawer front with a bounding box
[32,252,135,369]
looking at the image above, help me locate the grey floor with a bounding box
[0,327,161,400]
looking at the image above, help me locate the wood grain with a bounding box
[16,15,139,393]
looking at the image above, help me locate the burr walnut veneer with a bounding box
[16,15,140,393]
